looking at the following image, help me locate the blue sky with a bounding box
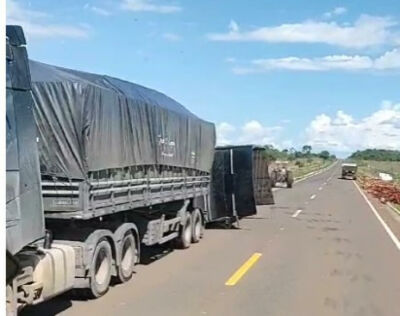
[6,0,400,157]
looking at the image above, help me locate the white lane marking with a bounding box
[353,181,400,251]
[294,161,338,184]
[292,209,303,218]
[318,187,323,191]
[310,194,316,200]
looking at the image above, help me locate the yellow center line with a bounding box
[225,252,262,286]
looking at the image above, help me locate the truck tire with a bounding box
[6,285,15,316]
[175,212,192,249]
[286,171,294,188]
[117,233,137,283]
[270,172,276,187]
[191,209,203,243]
[87,238,113,298]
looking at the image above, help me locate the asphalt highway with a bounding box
[22,163,400,316]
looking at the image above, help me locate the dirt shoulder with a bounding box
[363,190,400,240]
[357,176,400,240]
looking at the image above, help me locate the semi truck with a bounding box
[6,25,275,314]
[341,163,358,180]
[6,25,216,314]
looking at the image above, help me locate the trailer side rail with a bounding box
[43,175,210,219]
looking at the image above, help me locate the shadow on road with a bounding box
[206,221,240,230]
[139,244,174,265]
[20,294,73,316]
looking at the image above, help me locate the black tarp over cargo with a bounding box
[28,60,215,219]
[209,145,274,223]
[29,60,216,180]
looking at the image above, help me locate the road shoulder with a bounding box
[353,181,400,244]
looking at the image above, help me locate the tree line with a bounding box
[263,145,336,162]
[349,149,400,161]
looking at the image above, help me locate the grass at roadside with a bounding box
[289,157,335,179]
[393,203,400,213]
[353,160,400,184]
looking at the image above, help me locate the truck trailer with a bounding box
[209,145,274,226]
[6,25,215,314]
[341,163,358,180]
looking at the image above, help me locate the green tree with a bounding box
[318,150,331,160]
[302,145,312,156]
[349,149,400,161]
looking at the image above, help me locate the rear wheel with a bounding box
[117,233,137,283]
[86,238,112,298]
[270,172,276,187]
[286,171,294,188]
[6,285,15,316]
[191,209,203,243]
[174,212,192,249]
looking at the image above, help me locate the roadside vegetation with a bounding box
[349,149,400,161]
[263,145,337,179]
[348,149,400,185]
[355,160,400,184]
[349,149,400,210]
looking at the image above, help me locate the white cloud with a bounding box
[323,7,347,19]
[232,48,400,73]
[216,122,236,145]
[208,15,398,49]
[225,57,236,63]
[216,102,400,154]
[121,0,181,14]
[374,48,400,69]
[216,120,282,147]
[306,101,400,153]
[84,4,111,16]
[162,32,181,41]
[229,20,239,32]
[7,0,90,39]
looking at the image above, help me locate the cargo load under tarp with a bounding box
[209,145,274,224]
[29,60,216,179]
[29,60,215,218]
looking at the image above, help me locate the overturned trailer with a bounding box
[209,145,274,225]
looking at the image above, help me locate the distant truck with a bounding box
[270,161,294,188]
[6,25,215,314]
[341,163,358,180]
